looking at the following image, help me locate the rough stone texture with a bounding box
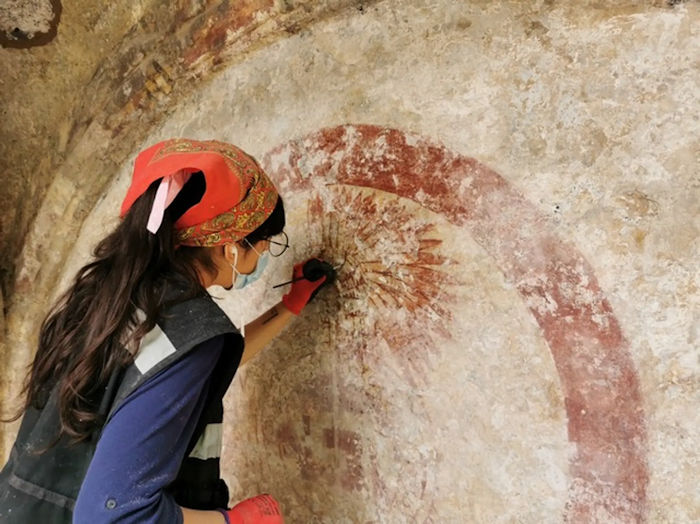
[1,0,698,522]
[0,0,60,48]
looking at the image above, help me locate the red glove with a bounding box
[220,493,284,524]
[282,258,328,315]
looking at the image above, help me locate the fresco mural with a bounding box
[3,1,697,522]
[220,125,647,522]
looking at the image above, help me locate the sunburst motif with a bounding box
[304,185,459,383]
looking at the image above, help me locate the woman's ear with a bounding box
[223,243,236,263]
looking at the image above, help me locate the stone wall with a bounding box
[1,1,698,522]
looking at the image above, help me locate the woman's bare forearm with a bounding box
[240,301,294,365]
[181,507,226,523]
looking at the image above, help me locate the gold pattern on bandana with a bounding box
[172,143,279,247]
[151,138,260,192]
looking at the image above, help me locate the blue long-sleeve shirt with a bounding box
[73,335,225,524]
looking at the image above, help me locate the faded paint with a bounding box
[183,0,274,67]
[261,125,648,521]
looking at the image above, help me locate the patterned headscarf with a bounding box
[120,139,279,247]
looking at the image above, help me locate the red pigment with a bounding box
[262,125,649,521]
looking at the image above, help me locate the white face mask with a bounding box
[230,242,269,289]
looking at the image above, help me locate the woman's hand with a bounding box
[240,257,334,366]
[221,494,284,524]
[281,258,333,315]
[182,494,283,524]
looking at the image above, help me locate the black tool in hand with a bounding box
[272,258,341,289]
[302,258,337,285]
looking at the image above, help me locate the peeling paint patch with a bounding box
[0,0,61,48]
[183,0,274,68]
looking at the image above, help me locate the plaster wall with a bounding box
[2,1,698,523]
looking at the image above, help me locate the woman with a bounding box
[0,139,331,523]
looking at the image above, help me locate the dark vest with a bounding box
[0,281,243,523]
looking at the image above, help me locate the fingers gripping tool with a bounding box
[272,258,342,289]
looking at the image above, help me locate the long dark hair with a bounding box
[5,171,284,444]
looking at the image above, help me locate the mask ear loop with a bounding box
[231,244,239,282]
[244,238,264,257]
[230,244,245,338]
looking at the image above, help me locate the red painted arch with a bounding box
[263,124,648,522]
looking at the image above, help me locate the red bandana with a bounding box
[120,139,279,247]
